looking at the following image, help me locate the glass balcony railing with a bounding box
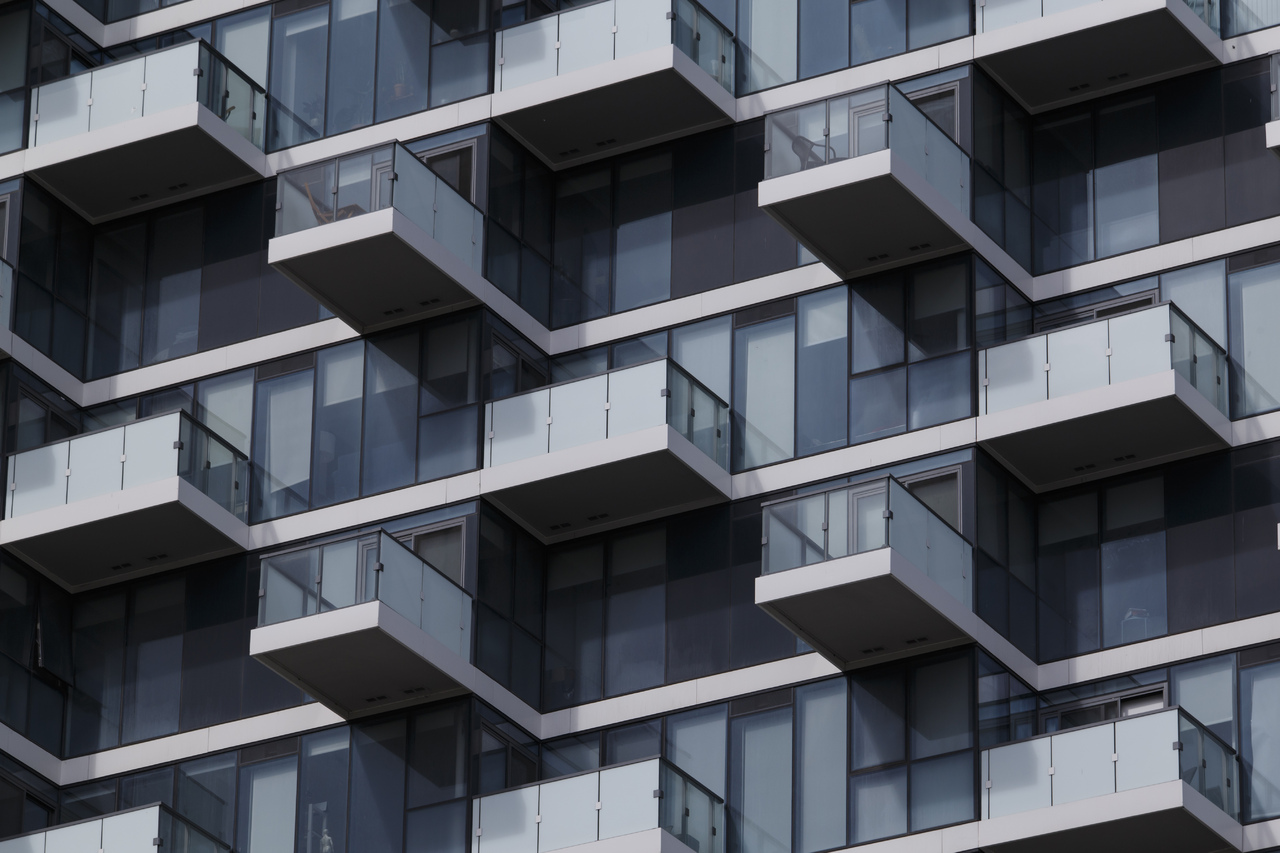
[484,359,730,471]
[1271,54,1280,120]
[494,0,734,94]
[275,141,484,274]
[761,477,973,608]
[983,707,1239,821]
[0,257,12,333]
[258,529,472,660]
[0,803,229,853]
[979,302,1227,417]
[976,0,1219,35]
[5,411,248,522]
[473,758,724,853]
[764,84,971,219]
[28,40,265,149]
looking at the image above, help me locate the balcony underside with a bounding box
[979,781,1242,853]
[250,600,474,719]
[758,149,969,281]
[492,46,734,170]
[481,425,731,544]
[24,103,269,223]
[1266,120,1280,156]
[974,0,1221,113]
[269,208,483,334]
[755,548,974,670]
[0,477,249,591]
[978,370,1231,492]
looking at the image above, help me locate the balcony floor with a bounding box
[25,102,269,223]
[269,208,486,334]
[493,46,734,170]
[758,149,973,281]
[0,477,248,591]
[974,0,1221,113]
[979,781,1242,853]
[481,425,731,544]
[978,370,1231,492]
[251,600,477,719]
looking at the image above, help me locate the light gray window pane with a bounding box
[1242,661,1280,820]
[850,766,906,843]
[375,0,431,120]
[850,368,906,444]
[796,680,846,853]
[738,0,797,93]
[604,528,665,696]
[853,282,904,372]
[1095,154,1159,257]
[907,0,968,47]
[911,656,971,758]
[1172,655,1235,747]
[298,728,349,853]
[852,0,907,64]
[852,669,905,769]
[268,5,328,150]
[0,92,24,155]
[217,6,270,87]
[910,751,973,830]
[672,316,731,402]
[429,35,488,107]
[1229,262,1280,416]
[197,369,253,455]
[252,370,314,522]
[729,708,792,853]
[326,0,376,135]
[907,353,970,430]
[798,287,848,456]
[732,316,795,470]
[1162,260,1227,349]
[666,704,727,798]
[313,341,364,508]
[237,757,298,853]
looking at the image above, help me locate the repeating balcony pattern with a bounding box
[977,302,1231,489]
[472,759,723,853]
[0,803,227,853]
[270,142,491,334]
[976,0,1219,37]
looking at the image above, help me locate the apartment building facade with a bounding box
[0,0,1277,851]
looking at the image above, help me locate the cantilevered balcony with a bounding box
[0,412,249,590]
[481,359,731,542]
[758,84,979,281]
[974,0,1221,113]
[250,530,475,718]
[472,758,723,853]
[978,707,1242,853]
[755,477,979,670]
[0,803,227,853]
[268,143,488,334]
[24,40,269,222]
[977,302,1231,491]
[492,0,735,169]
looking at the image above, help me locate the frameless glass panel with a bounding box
[143,44,200,116]
[378,532,423,628]
[434,178,482,267]
[979,0,1041,31]
[45,820,102,853]
[1161,261,1226,348]
[1115,711,1179,791]
[319,539,359,611]
[986,737,1050,817]
[538,773,599,852]
[89,59,145,132]
[489,389,550,466]
[607,361,668,437]
[1050,722,1115,803]
[392,146,437,234]
[984,335,1047,414]
[33,75,92,146]
[616,0,672,57]
[499,17,559,90]
[599,761,659,839]
[123,414,181,489]
[102,806,160,853]
[1108,305,1172,384]
[476,787,538,853]
[66,428,125,504]
[1047,321,1109,398]
[423,563,469,657]
[763,493,826,574]
[559,2,616,75]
